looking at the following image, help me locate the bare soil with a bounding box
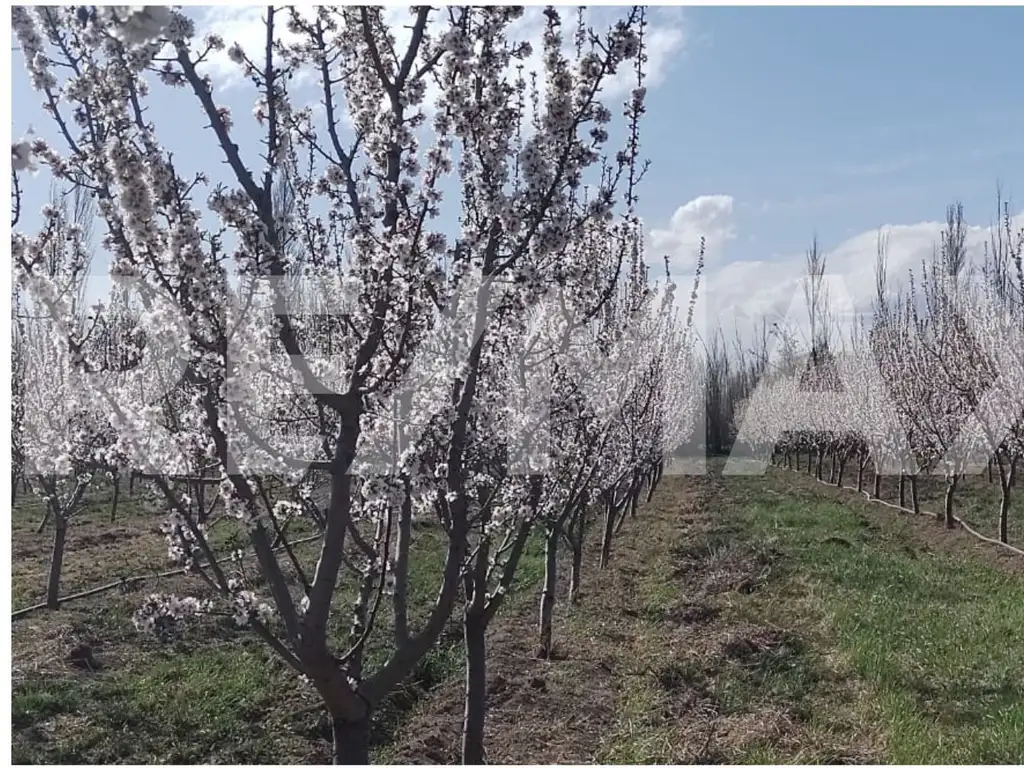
[388,471,878,764]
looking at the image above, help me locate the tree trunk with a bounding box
[613,488,631,536]
[872,471,881,500]
[392,481,413,648]
[330,714,371,765]
[196,475,207,525]
[857,457,865,493]
[569,512,584,605]
[943,475,958,529]
[600,497,616,569]
[46,515,69,610]
[538,524,558,659]
[910,474,920,514]
[569,543,583,605]
[998,460,1015,545]
[462,613,487,765]
[796,452,801,471]
[899,473,906,508]
[37,505,52,534]
[110,471,121,523]
[829,453,837,483]
[836,457,845,488]
[644,472,656,503]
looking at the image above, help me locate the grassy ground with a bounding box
[775,454,1024,545]
[387,470,869,763]
[11,481,548,763]
[389,463,1024,763]
[745,466,1024,763]
[12,463,1024,763]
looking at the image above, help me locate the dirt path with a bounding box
[387,475,704,763]
[388,470,875,764]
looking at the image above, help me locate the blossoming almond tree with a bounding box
[734,200,1024,549]
[11,184,120,609]
[451,266,597,759]
[17,316,103,610]
[870,244,925,508]
[958,208,1024,543]
[905,210,993,528]
[530,246,702,661]
[12,5,656,763]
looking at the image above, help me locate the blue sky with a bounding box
[11,5,1024,341]
[646,6,1023,259]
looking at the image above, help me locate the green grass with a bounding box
[12,643,303,764]
[12,476,553,764]
[793,456,1024,543]
[729,473,1024,763]
[14,466,1024,763]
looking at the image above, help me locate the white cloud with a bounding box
[191,5,319,91]
[645,195,1024,358]
[601,16,687,97]
[648,195,736,271]
[192,6,271,87]
[691,209,1024,356]
[646,18,688,88]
